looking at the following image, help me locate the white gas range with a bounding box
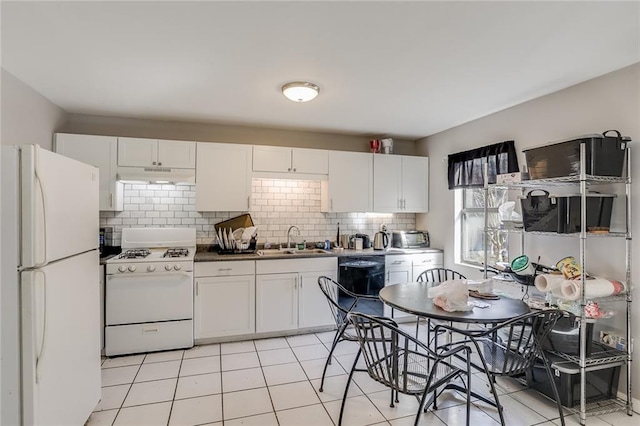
[105,228,196,356]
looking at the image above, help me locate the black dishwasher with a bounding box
[338,256,385,316]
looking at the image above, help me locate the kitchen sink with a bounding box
[256,248,330,256]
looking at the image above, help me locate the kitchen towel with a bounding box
[534,274,565,297]
[560,278,626,301]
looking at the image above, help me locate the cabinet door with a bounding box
[54,133,123,211]
[411,253,443,280]
[194,276,255,339]
[252,146,291,172]
[292,148,328,174]
[324,151,373,212]
[402,156,429,213]
[385,257,412,318]
[256,273,298,333]
[196,143,252,211]
[373,155,402,212]
[158,140,196,168]
[298,269,336,328]
[117,137,158,167]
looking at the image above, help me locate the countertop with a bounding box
[194,246,443,262]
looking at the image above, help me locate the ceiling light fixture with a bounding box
[281,81,320,102]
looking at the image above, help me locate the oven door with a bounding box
[106,271,193,325]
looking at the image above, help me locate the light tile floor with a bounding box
[87,324,635,426]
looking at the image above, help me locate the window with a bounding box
[457,187,508,266]
[448,140,518,267]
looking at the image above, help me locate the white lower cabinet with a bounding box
[384,252,444,319]
[385,255,413,319]
[256,257,337,333]
[194,261,256,339]
[256,273,299,333]
[411,252,444,279]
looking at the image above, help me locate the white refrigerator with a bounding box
[1,145,101,425]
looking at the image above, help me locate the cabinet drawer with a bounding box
[105,320,193,356]
[412,253,443,268]
[195,261,255,277]
[256,257,337,274]
[386,255,412,268]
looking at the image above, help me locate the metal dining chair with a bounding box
[339,312,473,426]
[415,268,467,343]
[434,309,566,426]
[316,276,381,392]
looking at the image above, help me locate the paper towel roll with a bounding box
[560,278,626,301]
[534,274,565,297]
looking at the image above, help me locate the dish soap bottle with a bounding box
[336,222,340,248]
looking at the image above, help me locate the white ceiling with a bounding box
[2,1,639,140]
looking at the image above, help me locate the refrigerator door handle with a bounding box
[33,149,49,267]
[33,270,47,384]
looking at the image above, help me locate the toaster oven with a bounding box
[391,231,430,249]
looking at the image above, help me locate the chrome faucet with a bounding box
[286,225,301,249]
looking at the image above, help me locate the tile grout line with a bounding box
[165,350,187,426]
[109,353,147,426]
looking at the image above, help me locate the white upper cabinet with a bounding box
[158,140,196,168]
[54,133,123,211]
[373,155,402,212]
[118,137,196,168]
[373,155,428,213]
[292,148,328,174]
[253,146,328,175]
[321,151,373,212]
[196,142,252,211]
[402,156,429,212]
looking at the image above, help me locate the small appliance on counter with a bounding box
[352,233,371,249]
[391,230,430,249]
[373,224,390,250]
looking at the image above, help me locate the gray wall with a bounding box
[62,113,417,155]
[1,68,67,149]
[417,62,640,401]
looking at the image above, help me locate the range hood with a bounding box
[117,166,196,184]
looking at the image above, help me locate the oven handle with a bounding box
[107,272,193,280]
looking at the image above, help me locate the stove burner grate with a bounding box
[163,248,190,258]
[118,249,151,259]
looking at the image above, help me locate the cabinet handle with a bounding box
[398,199,401,209]
[331,199,333,210]
[294,277,298,290]
[288,167,291,172]
[393,260,405,265]
[293,168,296,172]
[247,196,250,209]
[158,162,162,166]
[143,328,159,333]
[218,268,232,271]
[110,193,113,208]
[152,161,157,165]
[196,282,199,296]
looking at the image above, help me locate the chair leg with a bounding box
[465,350,472,426]
[466,339,506,426]
[320,325,346,392]
[338,349,361,426]
[541,352,566,426]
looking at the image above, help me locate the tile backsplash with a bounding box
[100,179,416,246]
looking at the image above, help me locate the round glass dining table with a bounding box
[379,282,530,324]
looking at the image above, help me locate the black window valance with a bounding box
[447,140,519,189]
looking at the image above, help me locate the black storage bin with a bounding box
[557,194,616,234]
[541,315,594,356]
[523,131,627,180]
[526,348,621,408]
[520,190,559,232]
[521,191,615,234]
